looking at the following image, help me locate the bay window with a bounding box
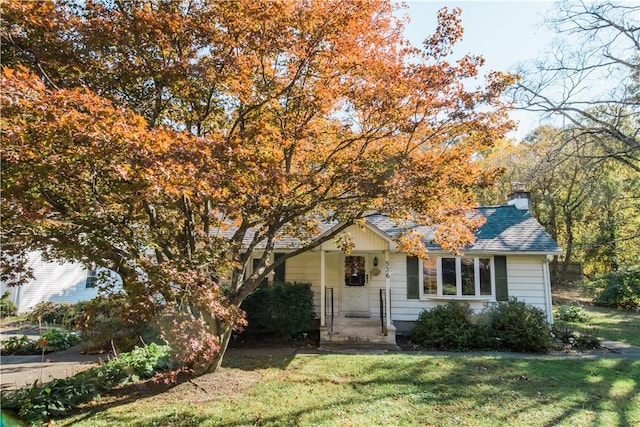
[422,256,494,298]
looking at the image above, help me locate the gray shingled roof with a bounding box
[460,206,562,254]
[364,206,561,254]
[218,205,562,254]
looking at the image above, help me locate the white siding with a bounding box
[506,255,549,315]
[1,252,123,314]
[321,225,390,252]
[388,254,552,322]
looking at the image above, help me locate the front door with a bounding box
[342,254,370,317]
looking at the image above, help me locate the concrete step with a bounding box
[318,342,401,353]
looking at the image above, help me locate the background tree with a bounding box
[2,0,514,374]
[512,0,639,172]
[478,125,640,278]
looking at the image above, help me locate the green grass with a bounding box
[575,306,640,347]
[58,354,639,427]
[567,305,640,347]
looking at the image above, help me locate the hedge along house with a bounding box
[245,188,562,348]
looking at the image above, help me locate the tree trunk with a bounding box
[205,326,234,375]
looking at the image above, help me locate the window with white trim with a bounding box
[85,269,98,289]
[421,256,494,298]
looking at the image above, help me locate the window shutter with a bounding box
[494,256,508,301]
[274,253,286,283]
[406,256,420,299]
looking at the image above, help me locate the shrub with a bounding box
[589,267,640,310]
[0,291,17,317]
[242,281,315,338]
[555,305,591,323]
[79,294,149,353]
[411,302,478,351]
[484,298,553,353]
[96,343,173,385]
[26,302,80,329]
[1,329,80,355]
[1,375,101,425]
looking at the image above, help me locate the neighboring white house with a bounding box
[0,253,121,314]
[2,190,561,348]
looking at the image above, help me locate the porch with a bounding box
[319,286,398,350]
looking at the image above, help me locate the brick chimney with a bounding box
[507,182,531,211]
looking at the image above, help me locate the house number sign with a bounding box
[385,260,390,278]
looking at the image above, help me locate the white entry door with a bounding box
[342,254,370,317]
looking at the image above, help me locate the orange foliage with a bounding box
[1,0,516,374]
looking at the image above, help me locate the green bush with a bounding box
[24,297,153,354]
[1,375,101,425]
[0,343,173,425]
[589,266,640,310]
[26,302,82,329]
[411,302,479,351]
[242,281,315,338]
[78,294,149,354]
[484,298,553,353]
[555,305,591,323]
[0,291,18,317]
[410,299,553,353]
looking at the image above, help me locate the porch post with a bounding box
[320,249,326,327]
[384,250,391,328]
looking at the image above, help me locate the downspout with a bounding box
[543,256,554,324]
[320,249,326,327]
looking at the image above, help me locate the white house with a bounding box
[245,191,562,347]
[3,190,561,348]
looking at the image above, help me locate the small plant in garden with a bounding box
[37,328,81,352]
[555,305,591,323]
[1,329,80,355]
[1,335,36,354]
[551,322,600,350]
[573,326,600,350]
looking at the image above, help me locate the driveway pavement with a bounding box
[1,345,107,391]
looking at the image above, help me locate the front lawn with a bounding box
[57,353,639,427]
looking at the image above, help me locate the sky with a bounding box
[401,1,558,140]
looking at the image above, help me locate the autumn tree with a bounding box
[511,1,640,172]
[1,1,514,374]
